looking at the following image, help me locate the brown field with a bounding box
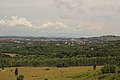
[0,66,102,80]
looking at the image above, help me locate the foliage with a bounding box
[0,40,120,67]
[17,75,24,80]
[101,65,116,74]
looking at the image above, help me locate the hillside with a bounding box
[0,35,120,67]
[0,35,120,80]
[100,35,120,41]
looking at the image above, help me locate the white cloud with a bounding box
[0,16,34,27]
[0,20,6,25]
[0,16,102,32]
[0,16,118,37]
[0,16,70,31]
[40,21,69,31]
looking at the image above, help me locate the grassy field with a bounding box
[0,66,102,80]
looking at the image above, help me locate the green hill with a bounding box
[100,35,120,41]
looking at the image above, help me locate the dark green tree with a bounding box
[17,75,24,80]
[15,68,18,76]
[93,64,96,70]
[1,64,4,70]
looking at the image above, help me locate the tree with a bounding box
[17,75,24,80]
[15,68,18,76]
[93,64,96,70]
[1,64,4,70]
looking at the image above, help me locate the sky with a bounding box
[0,0,120,37]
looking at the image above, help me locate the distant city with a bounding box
[0,35,120,45]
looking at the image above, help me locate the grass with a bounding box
[0,66,102,80]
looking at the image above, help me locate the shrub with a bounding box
[101,65,116,74]
[45,68,50,71]
[109,65,116,73]
[56,62,68,68]
[98,75,106,79]
[17,75,24,80]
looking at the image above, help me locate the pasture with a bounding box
[0,66,102,80]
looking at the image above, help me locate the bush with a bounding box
[109,65,116,73]
[116,68,120,73]
[45,68,50,71]
[17,75,24,80]
[101,65,116,74]
[56,62,68,68]
[98,75,106,79]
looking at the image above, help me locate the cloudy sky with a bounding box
[0,0,120,37]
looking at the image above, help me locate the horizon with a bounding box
[0,34,119,38]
